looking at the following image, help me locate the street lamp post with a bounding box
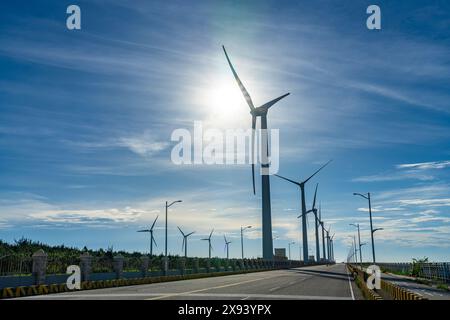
[241,226,252,259]
[353,192,377,263]
[288,242,295,260]
[165,200,182,274]
[350,223,363,267]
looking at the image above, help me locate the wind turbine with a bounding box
[224,235,232,259]
[330,233,335,261]
[201,229,214,259]
[302,183,320,262]
[319,204,326,262]
[275,160,332,262]
[178,226,195,258]
[223,46,290,260]
[137,215,158,256]
[325,226,331,262]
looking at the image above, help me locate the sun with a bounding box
[204,80,250,127]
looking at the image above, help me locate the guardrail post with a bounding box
[32,249,47,285]
[140,256,149,277]
[113,255,124,279]
[79,252,92,281]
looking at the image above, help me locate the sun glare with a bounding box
[205,80,250,128]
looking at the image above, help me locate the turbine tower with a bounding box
[178,226,195,258]
[223,46,290,260]
[297,183,321,261]
[330,233,335,261]
[319,204,326,261]
[224,235,232,259]
[324,226,331,262]
[137,215,158,256]
[309,184,321,262]
[201,229,214,259]
[275,160,332,262]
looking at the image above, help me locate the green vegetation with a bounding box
[1,238,257,276]
[437,283,450,291]
[411,257,428,277]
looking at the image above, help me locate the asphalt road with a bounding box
[16,263,362,300]
[382,272,450,300]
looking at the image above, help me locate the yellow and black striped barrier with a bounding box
[348,264,427,300]
[0,266,278,299]
[347,264,383,300]
[380,278,425,300]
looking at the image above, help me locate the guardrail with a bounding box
[347,264,426,300]
[1,249,333,298]
[1,260,331,299]
[347,264,382,300]
[375,262,450,284]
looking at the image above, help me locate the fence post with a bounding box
[113,255,124,279]
[32,249,47,285]
[79,252,92,282]
[140,256,149,278]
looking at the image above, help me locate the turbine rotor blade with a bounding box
[222,46,255,110]
[274,174,301,186]
[209,229,214,239]
[312,183,318,209]
[137,230,150,233]
[319,203,322,220]
[251,115,256,195]
[150,215,158,230]
[303,160,332,184]
[152,236,158,247]
[259,93,290,110]
[186,232,195,237]
[177,226,185,236]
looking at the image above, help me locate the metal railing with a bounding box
[376,262,450,284]
[0,255,33,276]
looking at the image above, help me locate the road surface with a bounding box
[382,272,450,300]
[16,263,362,300]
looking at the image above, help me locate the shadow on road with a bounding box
[286,268,350,281]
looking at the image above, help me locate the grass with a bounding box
[437,283,450,291]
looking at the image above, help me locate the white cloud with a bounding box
[396,160,450,170]
[352,171,434,182]
[118,132,169,157]
[397,198,450,207]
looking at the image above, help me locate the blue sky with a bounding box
[0,0,449,262]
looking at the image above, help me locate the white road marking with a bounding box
[345,265,356,300]
[269,286,280,292]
